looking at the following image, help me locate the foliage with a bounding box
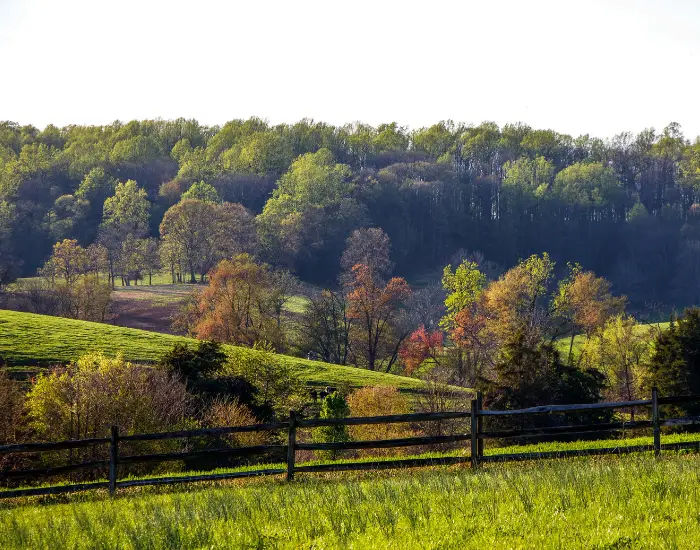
[346,264,411,370]
[398,325,443,375]
[646,308,700,414]
[183,254,286,348]
[159,341,227,382]
[580,315,651,414]
[346,386,412,455]
[224,342,306,418]
[482,331,607,430]
[204,397,267,447]
[26,352,189,441]
[312,391,350,460]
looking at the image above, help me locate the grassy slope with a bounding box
[1,454,698,548]
[0,309,425,391]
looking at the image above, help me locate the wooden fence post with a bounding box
[109,425,119,495]
[476,391,484,460]
[470,399,479,469]
[652,387,660,457]
[287,410,297,481]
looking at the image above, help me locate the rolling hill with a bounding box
[0,309,426,391]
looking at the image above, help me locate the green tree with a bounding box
[312,391,350,460]
[182,181,221,203]
[645,308,700,414]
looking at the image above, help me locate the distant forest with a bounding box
[1,118,699,310]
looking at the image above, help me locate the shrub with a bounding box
[205,398,268,448]
[0,369,25,445]
[225,342,306,419]
[159,340,227,382]
[26,353,190,471]
[346,386,413,456]
[312,391,350,460]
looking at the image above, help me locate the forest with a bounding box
[0,117,699,311]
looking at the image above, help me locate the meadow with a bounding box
[1,454,698,549]
[0,309,425,391]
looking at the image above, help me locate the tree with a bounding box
[346,263,411,370]
[340,227,393,282]
[41,239,88,286]
[645,308,700,414]
[99,179,150,287]
[160,199,253,283]
[184,254,285,348]
[182,180,221,203]
[580,315,650,418]
[299,289,351,364]
[554,264,626,364]
[399,325,443,375]
[480,252,555,346]
[483,331,606,420]
[439,260,487,332]
[159,341,227,383]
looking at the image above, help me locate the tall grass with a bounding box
[1,455,698,549]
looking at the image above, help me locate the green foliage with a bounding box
[646,308,700,413]
[159,341,227,381]
[224,342,306,417]
[312,391,350,460]
[484,330,606,417]
[440,260,486,331]
[181,181,221,203]
[26,352,188,441]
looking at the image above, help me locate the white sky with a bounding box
[1,0,698,139]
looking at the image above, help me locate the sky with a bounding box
[0,0,698,139]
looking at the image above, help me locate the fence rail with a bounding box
[1,389,699,500]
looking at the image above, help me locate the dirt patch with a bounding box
[110,284,197,334]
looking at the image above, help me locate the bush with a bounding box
[159,340,227,382]
[0,369,25,445]
[26,353,190,475]
[225,342,306,419]
[312,391,350,460]
[346,386,413,456]
[205,398,268,448]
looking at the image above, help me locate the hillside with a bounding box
[0,310,426,391]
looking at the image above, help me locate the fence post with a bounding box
[476,391,484,460]
[109,425,119,495]
[470,399,479,469]
[652,387,660,457]
[287,410,297,481]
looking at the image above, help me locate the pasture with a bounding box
[0,309,425,391]
[1,454,698,549]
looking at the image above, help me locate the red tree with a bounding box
[399,325,444,375]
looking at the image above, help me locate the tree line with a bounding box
[1,118,699,308]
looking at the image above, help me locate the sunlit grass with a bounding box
[0,309,427,390]
[0,454,698,549]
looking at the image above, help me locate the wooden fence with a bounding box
[1,388,699,500]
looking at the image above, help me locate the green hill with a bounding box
[0,309,426,391]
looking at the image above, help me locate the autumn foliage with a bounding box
[399,325,443,375]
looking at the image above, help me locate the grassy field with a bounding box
[0,309,426,391]
[1,453,698,548]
